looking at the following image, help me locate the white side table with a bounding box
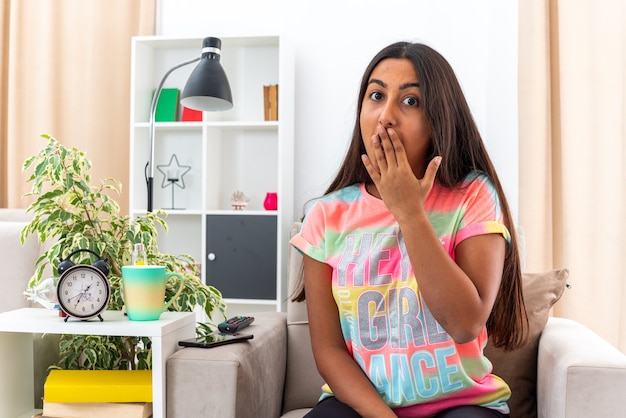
[0,308,195,418]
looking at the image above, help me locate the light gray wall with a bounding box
[157,0,519,223]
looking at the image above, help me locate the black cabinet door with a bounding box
[205,215,277,300]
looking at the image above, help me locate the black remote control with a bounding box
[218,315,255,333]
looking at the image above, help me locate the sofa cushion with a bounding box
[485,268,569,418]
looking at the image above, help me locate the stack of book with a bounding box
[263,84,279,121]
[42,370,153,418]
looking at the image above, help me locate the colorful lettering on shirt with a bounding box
[290,172,511,417]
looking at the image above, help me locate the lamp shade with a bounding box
[181,37,233,111]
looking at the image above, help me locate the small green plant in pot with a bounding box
[21,134,226,370]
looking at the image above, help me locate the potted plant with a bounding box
[20,134,226,370]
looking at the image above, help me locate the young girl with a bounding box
[290,42,528,418]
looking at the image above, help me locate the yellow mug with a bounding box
[121,265,184,321]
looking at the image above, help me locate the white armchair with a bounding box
[537,317,626,417]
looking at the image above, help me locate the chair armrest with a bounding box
[537,316,626,418]
[167,311,287,418]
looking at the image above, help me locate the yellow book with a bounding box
[44,370,152,403]
[43,401,152,418]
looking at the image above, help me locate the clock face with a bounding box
[57,264,110,319]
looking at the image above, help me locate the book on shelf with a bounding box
[43,401,152,418]
[44,370,152,403]
[263,84,279,121]
[181,106,203,121]
[154,87,179,122]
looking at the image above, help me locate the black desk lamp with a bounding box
[147,37,233,212]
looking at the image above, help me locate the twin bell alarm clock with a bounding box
[55,249,110,322]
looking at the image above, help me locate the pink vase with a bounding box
[263,192,278,210]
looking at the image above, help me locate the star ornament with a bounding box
[156,154,192,189]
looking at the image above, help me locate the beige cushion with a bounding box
[485,269,569,418]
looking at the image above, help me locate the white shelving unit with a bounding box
[129,35,294,314]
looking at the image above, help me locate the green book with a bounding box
[154,88,179,122]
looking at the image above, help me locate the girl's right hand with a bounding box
[361,125,441,222]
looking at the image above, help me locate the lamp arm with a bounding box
[147,55,201,212]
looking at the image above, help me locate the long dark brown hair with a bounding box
[294,42,528,351]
